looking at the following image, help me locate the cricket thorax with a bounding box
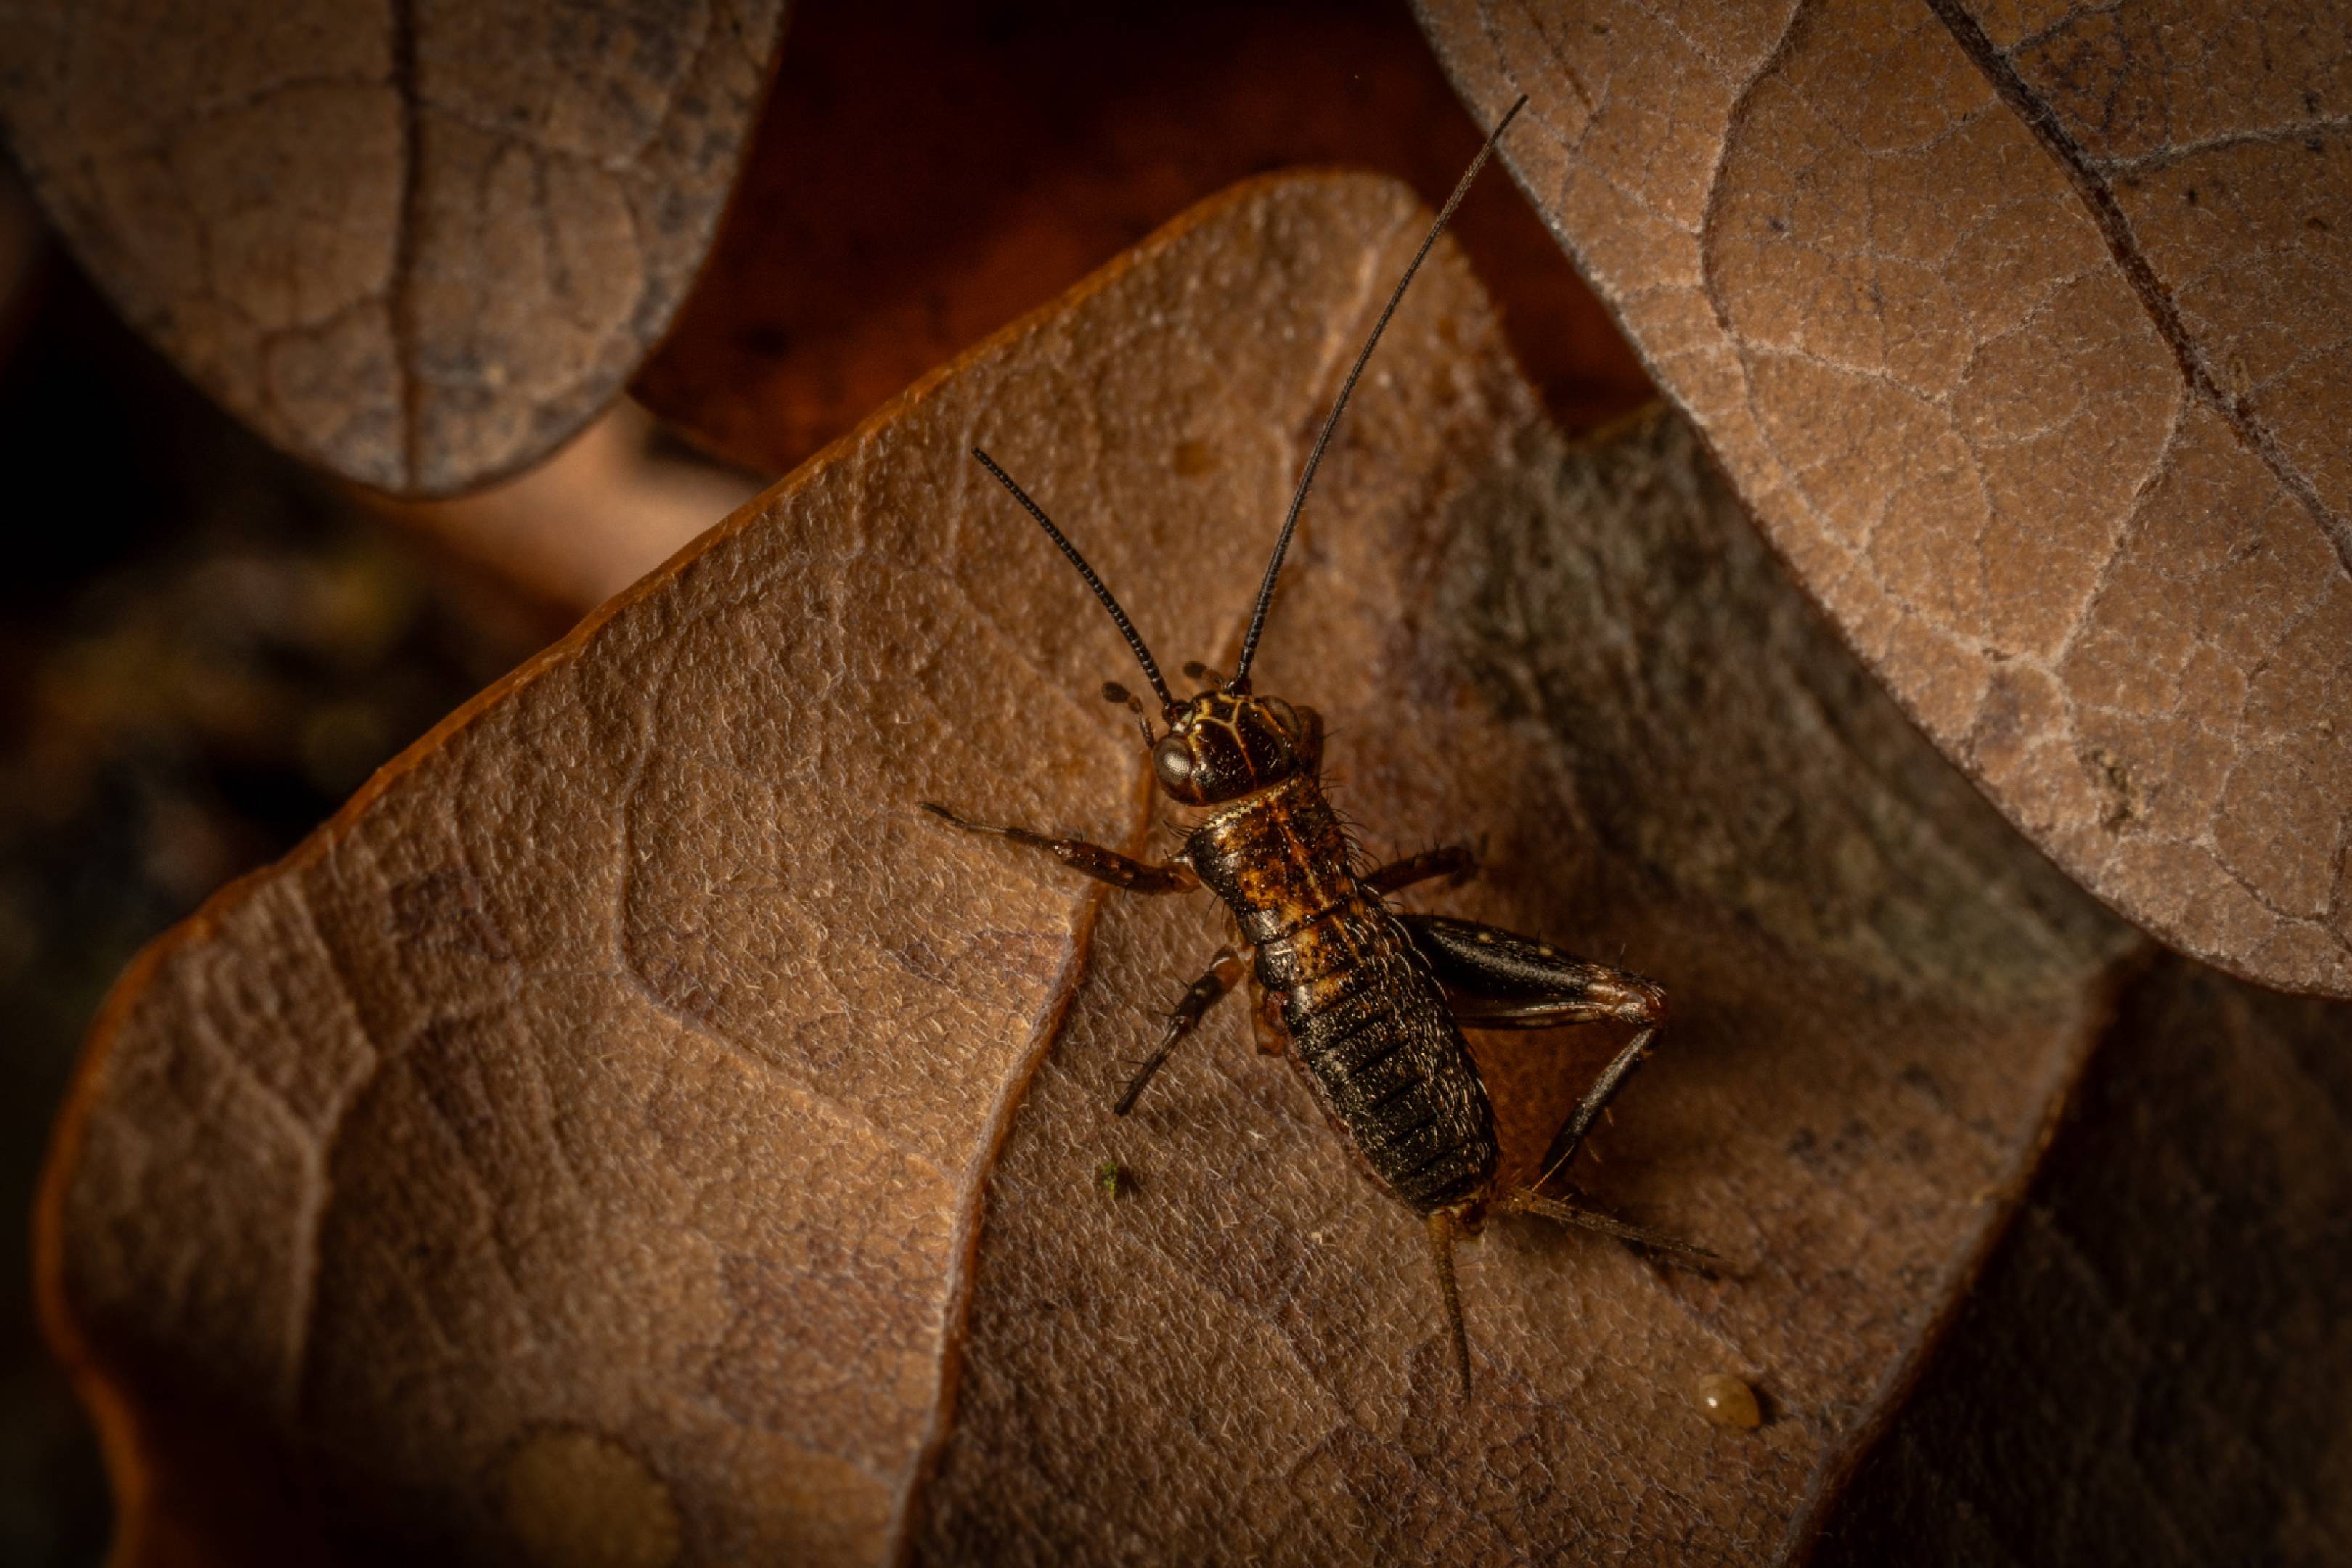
[1185,772,1355,942]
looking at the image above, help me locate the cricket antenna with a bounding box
[1228,94,1527,691]
[973,446,1178,712]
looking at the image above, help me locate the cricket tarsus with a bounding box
[1499,1190,1719,1273]
[934,93,1707,1402]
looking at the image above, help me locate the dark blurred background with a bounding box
[0,160,558,1564]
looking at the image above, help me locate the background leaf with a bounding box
[1413,0,2352,997]
[0,0,788,496]
[1812,954,2352,1564]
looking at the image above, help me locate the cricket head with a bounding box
[964,98,1527,812]
[1149,687,1323,806]
[965,445,1326,808]
[960,423,1349,812]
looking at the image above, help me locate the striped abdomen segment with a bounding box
[1188,778,1497,1214]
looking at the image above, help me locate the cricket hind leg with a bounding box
[1397,912,1667,1175]
[919,802,1199,894]
[1426,1208,1474,1399]
[1115,947,1246,1115]
[1400,913,1707,1265]
[1399,914,1667,1034]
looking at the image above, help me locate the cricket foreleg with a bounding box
[919,802,1198,894]
[1398,914,1668,1178]
[1116,947,1245,1116]
[1363,843,1479,898]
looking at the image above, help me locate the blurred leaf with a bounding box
[0,0,788,496]
[0,256,552,1567]
[1415,0,2352,997]
[1813,955,2352,1565]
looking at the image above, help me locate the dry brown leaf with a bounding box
[0,0,787,497]
[44,173,2140,1564]
[1414,0,2352,999]
[633,0,1652,478]
[1810,954,2352,1565]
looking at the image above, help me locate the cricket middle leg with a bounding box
[1116,947,1246,1116]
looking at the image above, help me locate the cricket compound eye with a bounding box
[1153,735,1198,793]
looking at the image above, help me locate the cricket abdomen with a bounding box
[1188,775,1497,1214]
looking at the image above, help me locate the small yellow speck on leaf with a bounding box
[1696,1373,1762,1429]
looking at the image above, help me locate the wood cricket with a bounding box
[922,97,1712,1399]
